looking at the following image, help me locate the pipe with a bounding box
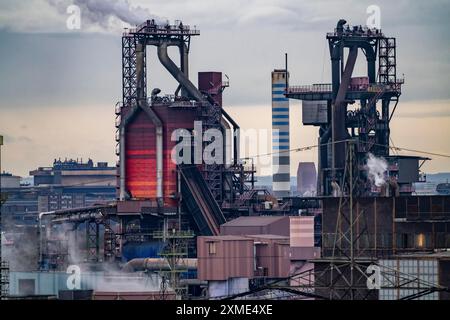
[137,100,163,201]
[179,43,189,98]
[331,181,342,197]
[174,84,182,97]
[38,211,55,267]
[157,42,204,102]
[221,108,240,165]
[336,19,347,35]
[332,45,358,172]
[122,258,198,272]
[119,125,126,200]
[156,120,163,201]
[221,118,231,167]
[136,43,146,99]
[50,212,103,224]
[389,178,400,197]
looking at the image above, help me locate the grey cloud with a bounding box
[0,0,449,108]
[48,0,167,30]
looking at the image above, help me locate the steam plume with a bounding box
[365,153,388,187]
[48,0,166,30]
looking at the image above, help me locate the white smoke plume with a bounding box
[48,0,166,31]
[365,153,388,187]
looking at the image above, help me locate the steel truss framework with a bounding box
[226,261,448,300]
[225,141,448,300]
[287,22,404,196]
[154,221,194,299]
[119,22,255,207]
[40,206,120,270]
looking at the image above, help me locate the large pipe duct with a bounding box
[332,45,358,172]
[136,43,146,100]
[221,109,240,165]
[119,125,126,200]
[336,19,347,35]
[123,258,198,272]
[157,42,205,102]
[179,43,189,97]
[221,118,231,166]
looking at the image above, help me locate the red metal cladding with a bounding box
[123,105,198,206]
[156,106,198,207]
[125,109,157,199]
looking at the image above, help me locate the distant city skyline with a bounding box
[0,0,449,176]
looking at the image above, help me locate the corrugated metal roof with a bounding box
[201,235,251,241]
[221,216,287,227]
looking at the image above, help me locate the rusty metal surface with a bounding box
[197,236,254,281]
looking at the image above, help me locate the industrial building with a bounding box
[0,159,116,226]
[0,18,449,301]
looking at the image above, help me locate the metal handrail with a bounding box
[287,82,403,94]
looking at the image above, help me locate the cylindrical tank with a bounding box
[122,104,198,207]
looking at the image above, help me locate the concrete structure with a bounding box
[272,69,290,198]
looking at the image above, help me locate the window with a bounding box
[208,242,216,255]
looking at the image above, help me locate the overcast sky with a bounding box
[0,0,449,176]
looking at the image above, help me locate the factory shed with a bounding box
[220,216,290,237]
[197,236,254,281]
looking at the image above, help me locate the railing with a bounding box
[287,83,332,93]
[327,26,384,38]
[287,82,403,94]
[123,22,200,36]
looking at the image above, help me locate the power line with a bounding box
[364,141,450,159]
[241,139,352,160]
[241,139,450,160]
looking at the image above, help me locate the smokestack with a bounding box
[272,68,290,198]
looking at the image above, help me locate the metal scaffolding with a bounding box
[153,219,194,299]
